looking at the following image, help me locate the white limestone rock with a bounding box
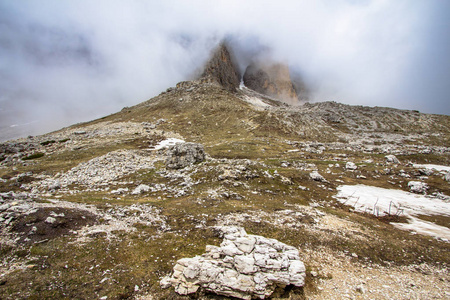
[408,181,429,194]
[444,172,450,182]
[161,226,306,299]
[309,171,325,182]
[131,184,150,195]
[45,216,57,224]
[385,155,400,164]
[345,162,357,170]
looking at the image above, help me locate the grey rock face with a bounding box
[161,226,306,299]
[243,62,299,105]
[200,42,241,92]
[165,143,205,169]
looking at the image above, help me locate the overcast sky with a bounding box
[1,0,449,141]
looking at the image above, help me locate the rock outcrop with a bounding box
[385,155,401,164]
[161,226,306,299]
[165,142,205,169]
[200,42,241,92]
[408,181,429,194]
[243,62,299,105]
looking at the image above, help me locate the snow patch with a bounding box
[152,138,185,150]
[335,185,450,241]
[413,164,450,173]
[394,217,450,241]
[241,95,271,109]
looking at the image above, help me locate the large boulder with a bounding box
[385,155,400,164]
[161,226,306,299]
[165,142,205,169]
[310,171,326,182]
[408,181,429,194]
[345,162,357,170]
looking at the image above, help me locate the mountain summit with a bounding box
[199,42,241,92]
[200,42,308,105]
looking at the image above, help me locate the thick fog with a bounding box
[1,0,449,141]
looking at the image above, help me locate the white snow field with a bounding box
[152,138,185,150]
[413,164,450,173]
[335,185,450,241]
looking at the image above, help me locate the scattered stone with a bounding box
[444,172,450,182]
[161,226,305,299]
[48,180,61,191]
[0,204,11,212]
[345,162,357,170]
[355,284,366,294]
[36,150,155,189]
[165,142,205,169]
[45,216,57,224]
[131,184,151,195]
[408,181,429,194]
[385,155,400,164]
[310,171,326,182]
[111,187,129,195]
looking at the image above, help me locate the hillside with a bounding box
[0,74,449,298]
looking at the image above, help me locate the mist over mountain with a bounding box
[1,0,450,141]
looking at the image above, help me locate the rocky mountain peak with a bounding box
[243,61,299,105]
[199,42,241,92]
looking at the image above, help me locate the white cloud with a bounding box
[0,0,449,140]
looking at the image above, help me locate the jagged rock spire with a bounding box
[199,41,241,92]
[243,62,299,105]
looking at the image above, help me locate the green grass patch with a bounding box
[22,153,45,160]
[40,140,56,146]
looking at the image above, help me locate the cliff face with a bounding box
[199,42,309,104]
[243,62,299,105]
[200,42,241,92]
